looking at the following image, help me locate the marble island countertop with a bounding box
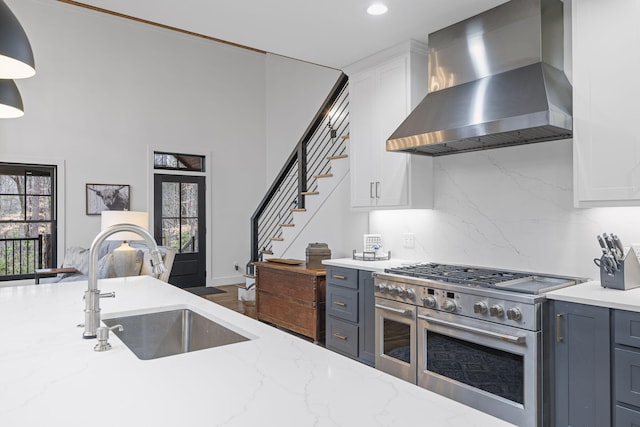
[0,276,514,427]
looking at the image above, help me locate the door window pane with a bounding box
[162,183,179,217]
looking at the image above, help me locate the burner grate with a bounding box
[386,263,530,287]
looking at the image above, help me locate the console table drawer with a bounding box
[327,266,358,289]
[327,286,358,323]
[326,317,358,358]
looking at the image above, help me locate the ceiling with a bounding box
[61,0,509,70]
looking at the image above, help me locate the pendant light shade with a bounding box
[0,0,35,79]
[0,79,24,118]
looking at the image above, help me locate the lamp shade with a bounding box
[0,79,23,118]
[0,0,35,79]
[101,211,149,241]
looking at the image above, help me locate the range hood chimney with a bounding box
[387,0,572,156]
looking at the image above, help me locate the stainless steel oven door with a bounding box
[417,307,541,427]
[375,297,417,384]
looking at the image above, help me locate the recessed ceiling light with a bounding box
[367,3,388,16]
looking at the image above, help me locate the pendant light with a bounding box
[0,0,35,79]
[0,79,23,118]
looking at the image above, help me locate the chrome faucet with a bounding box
[82,223,166,339]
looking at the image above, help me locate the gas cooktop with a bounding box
[384,262,578,295]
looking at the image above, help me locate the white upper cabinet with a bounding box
[345,41,433,209]
[573,0,640,207]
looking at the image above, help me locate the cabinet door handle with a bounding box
[332,333,348,340]
[370,182,374,199]
[375,181,380,199]
[332,301,347,307]
[556,313,564,343]
[333,274,346,280]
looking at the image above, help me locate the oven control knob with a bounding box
[473,302,488,314]
[404,288,416,300]
[396,287,406,298]
[422,295,437,309]
[507,307,522,321]
[490,304,505,318]
[376,283,389,294]
[388,285,399,296]
[441,299,457,313]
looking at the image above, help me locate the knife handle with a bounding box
[597,235,608,252]
[613,235,625,258]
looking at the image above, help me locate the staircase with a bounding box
[250,74,349,264]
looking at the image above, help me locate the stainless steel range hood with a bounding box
[387,0,572,156]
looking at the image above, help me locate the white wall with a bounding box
[0,0,266,284]
[369,139,640,280]
[265,54,341,183]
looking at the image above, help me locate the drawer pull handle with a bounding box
[556,313,564,343]
[333,333,348,340]
[332,301,346,307]
[333,275,346,280]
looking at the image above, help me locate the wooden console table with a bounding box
[254,261,326,343]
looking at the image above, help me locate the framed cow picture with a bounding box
[86,183,130,215]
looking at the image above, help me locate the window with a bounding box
[0,163,57,280]
[154,152,205,172]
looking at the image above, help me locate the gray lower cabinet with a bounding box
[613,310,640,425]
[553,300,611,427]
[325,266,375,366]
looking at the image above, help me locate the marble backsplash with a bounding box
[370,138,640,280]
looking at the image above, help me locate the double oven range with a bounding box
[373,263,579,427]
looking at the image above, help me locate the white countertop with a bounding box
[546,280,640,312]
[322,257,418,272]
[0,276,513,427]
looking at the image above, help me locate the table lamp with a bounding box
[100,211,149,277]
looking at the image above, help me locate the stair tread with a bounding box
[290,208,307,212]
[279,223,295,227]
[341,134,350,140]
[269,237,284,241]
[301,191,319,196]
[260,250,274,255]
[326,154,348,160]
[313,173,333,179]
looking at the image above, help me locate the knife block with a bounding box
[600,249,640,290]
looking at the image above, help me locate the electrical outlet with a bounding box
[233,262,239,271]
[403,233,415,248]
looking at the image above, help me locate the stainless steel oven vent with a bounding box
[387,0,572,156]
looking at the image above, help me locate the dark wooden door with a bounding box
[154,174,206,288]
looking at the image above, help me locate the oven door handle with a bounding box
[417,314,526,345]
[375,303,414,317]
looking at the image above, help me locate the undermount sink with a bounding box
[103,308,250,360]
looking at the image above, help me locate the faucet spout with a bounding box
[83,223,166,339]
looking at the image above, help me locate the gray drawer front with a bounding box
[327,285,358,323]
[615,310,640,348]
[326,266,358,289]
[615,405,640,426]
[615,347,640,407]
[326,317,358,357]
